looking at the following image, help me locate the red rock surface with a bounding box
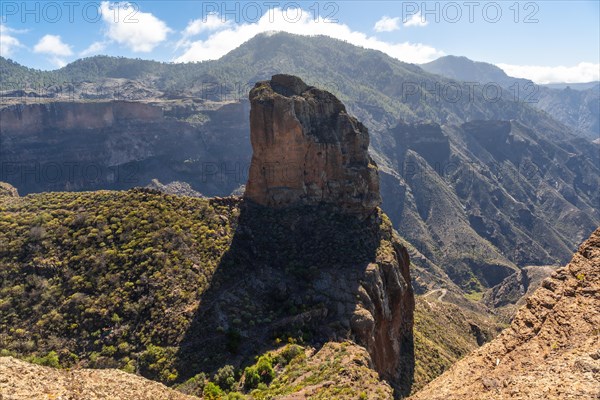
[245,74,380,216]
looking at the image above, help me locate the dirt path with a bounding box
[423,288,448,302]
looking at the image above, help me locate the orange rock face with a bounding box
[245,74,380,216]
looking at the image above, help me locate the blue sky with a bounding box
[1,1,598,83]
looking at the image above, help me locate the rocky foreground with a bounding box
[410,227,600,400]
[0,356,196,400]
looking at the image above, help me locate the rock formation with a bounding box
[483,265,557,320]
[0,101,163,134]
[199,198,415,396]
[410,227,600,400]
[0,100,250,196]
[245,74,380,216]
[0,182,19,197]
[188,75,414,395]
[394,122,450,168]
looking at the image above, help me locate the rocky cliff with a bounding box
[185,202,415,395]
[383,118,599,292]
[0,101,163,134]
[0,100,251,195]
[181,75,415,395]
[410,227,600,400]
[245,74,380,216]
[245,77,412,387]
[483,265,557,321]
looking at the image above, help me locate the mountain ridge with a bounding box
[421,55,600,139]
[1,32,598,293]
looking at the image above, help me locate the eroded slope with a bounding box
[410,227,600,400]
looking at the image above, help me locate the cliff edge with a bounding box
[410,227,600,399]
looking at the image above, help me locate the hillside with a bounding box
[422,55,600,139]
[410,227,600,400]
[0,77,503,399]
[2,33,598,295]
[0,356,197,400]
[0,188,504,397]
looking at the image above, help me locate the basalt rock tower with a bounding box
[245,74,381,216]
[242,75,414,395]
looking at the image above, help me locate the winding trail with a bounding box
[423,288,448,302]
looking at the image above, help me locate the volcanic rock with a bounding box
[245,74,380,216]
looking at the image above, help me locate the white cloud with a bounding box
[49,56,68,68]
[33,34,73,56]
[80,41,108,57]
[374,16,400,32]
[0,24,26,57]
[404,12,429,27]
[100,2,171,52]
[184,14,232,36]
[175,8,443,64]
[497,62,600,84]
[33,34,74,68]
[176,14,232,50]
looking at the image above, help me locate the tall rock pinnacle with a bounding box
[245,74,381,216]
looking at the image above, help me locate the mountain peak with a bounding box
[421,55,514,83]
[244,74,381,216]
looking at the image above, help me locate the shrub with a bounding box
[243,366,261,390]
[255,355,275,383]
[203,382,223,400]
[214,364,236,392]
[244,355,275,390]
[138,345,177,382]
[280,344,304,365]
[28,351,60,368]
[177,372,207,396]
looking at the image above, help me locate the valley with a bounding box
[2,33,598,296]
[0,31,598,400]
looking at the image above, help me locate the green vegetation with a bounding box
[249,342,393,399]
[203,382,224,399]
[0,188,505,398]
[27,350,61,368]
[411,297,503,392]
[464,291,484,302]
[213,365,236,392]
[243,354,275,390]
[0,189,238,382]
